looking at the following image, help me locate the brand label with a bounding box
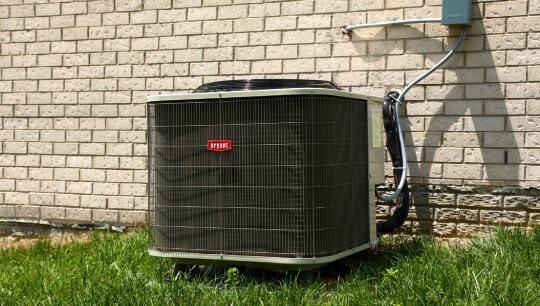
[207,140,232,151]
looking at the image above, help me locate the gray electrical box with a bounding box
[442,0,472,26]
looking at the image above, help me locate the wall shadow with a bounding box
[348,17,521,236]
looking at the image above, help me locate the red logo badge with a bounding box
[207,140,232,151]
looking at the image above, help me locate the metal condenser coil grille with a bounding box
[148,94,370,258]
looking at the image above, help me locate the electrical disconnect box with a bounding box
[442,0,472,26]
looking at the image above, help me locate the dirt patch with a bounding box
[0,223,93,251]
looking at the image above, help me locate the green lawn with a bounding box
[1,227,540,305]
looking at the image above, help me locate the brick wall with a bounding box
[0,0,538,235]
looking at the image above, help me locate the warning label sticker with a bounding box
[372,108,382,147]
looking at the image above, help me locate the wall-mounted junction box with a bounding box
[442,0,472,26]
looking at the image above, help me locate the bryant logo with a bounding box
[207,140,232,151]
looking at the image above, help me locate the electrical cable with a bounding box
[375,26,468,202]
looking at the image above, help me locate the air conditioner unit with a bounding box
[147,79,384,271]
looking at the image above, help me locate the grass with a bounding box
[1,227,540,305]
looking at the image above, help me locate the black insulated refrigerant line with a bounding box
[376,91,409,234]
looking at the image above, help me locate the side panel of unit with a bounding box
[367,100,385,245]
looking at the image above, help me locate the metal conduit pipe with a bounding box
[340,18,442,34]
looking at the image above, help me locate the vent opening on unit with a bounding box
[194,79,341,93]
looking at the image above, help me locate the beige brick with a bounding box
[188,34,217,48]
[368,71,404,86]
[119,211,147,225]
[507,84,540,99]
[298,15,331,29]
[29,168,54,180]
[93,156,119,169]
[220,61,250,75]
[131,10,157,24]
[484,132,525,148]
[203,20,233,34]
[464,148,505,164]
[66,208,92,222]
[158,9,187,22]
[188,7,216,21]
[119,183,146,196]
[466,51,506,67]
[30,193,54,205]
[265,17,296,31]
[248,3,279,17]
[41,155,66,168]
[5,167,27,179]
[51,15,75,29]
[235,46,265,60]
[463,116,504,132]
[108,196,134,209]
[506,50,539,66]
[282,1,313,15]
[252,60,282,74]
[117,25,144,38]
[174,21,202,35]
[80,169,106,182]
[484,165,525,181]
[89,0,115,13]
[219,33,249,47]
[316,57,349,72]
[120,157,146,169]
[54,168,80,181]
[93,209,119,223]
[203,47,233,62]
[66,182,93,194]
[528,166,540,181]
[41,207,66,221]
[81,196,107,209]
[233,18,264,32]
[486,34,526,50]
[159,36,187,49]
[41,181,66,193]
[251,32,282,46]
[218,5,247,19]
[36,4,61,16]
[485,0,527,18]
[93,183,119,196]
[54,143,79,155]
[15,205,39,218]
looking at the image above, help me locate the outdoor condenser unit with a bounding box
[147,79,384,271]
